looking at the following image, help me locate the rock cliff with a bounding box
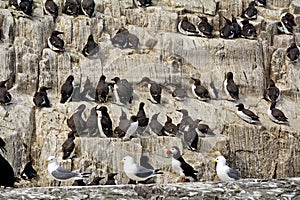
[0,0,299,187]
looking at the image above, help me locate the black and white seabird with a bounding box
[9,0,19,9]
[48,31,65,52]
[81,77,96,101]
[82,34,99,58]
[60,75,74,104]
[95,75,109,103]
[212,156,240,181]
[121,156,162,183]
[231,15,242,38]
[114,109,130,138]
[111,27,139,49]
[86,107,99,137]
[149,113,164,136]
[236,103,260,124]
[178,16,198,36]
[265,79,280,102]
[33,86,51,107]
[241,19,257,39]
[67,104,87,136]
[95,105,113,138]
[220,17,235,39]
[62,130,76,160]
[286,42,299,62]
[135,0,152,7]
[197,16,213,38]
[0,79,12,105]
[162,115,178,137]
[191,77,210,101]
[0,154,20,187]
[267,101,288,124]
[81,0,95,17]
[44,0,58,21]
[176,109,194,134]
[136,102,149,135]
[184,119,200,151]
[277,13,297,35]
[255,0,266,7]
[105,173,118,185]
[72,179,86,186]
[20,160,37,180]
[172,85,187,101]
[63,0,79,16]
[111,77,133,105]
[87,176,105,185]
[123,116,139,140]
[241,1,257,20]
[224,72,239,101]
[0,137,6,153]
[19,0,34,16]
[197,123,215,136]
[139,77,162,104]
[166,146,198,182]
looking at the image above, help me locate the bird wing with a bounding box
[52,167,81,180]
[195,85,210,98]
[62,138,75,158]
[177,156,198,180]
[243,109,259,120]
[133,165,156,178]
[226,168,240,180]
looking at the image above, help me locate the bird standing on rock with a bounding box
[178,16,198,36]
[82,34,99,58]
[139,77,162,104]
[63,0,79,16]
[241,1,257,20]
[267,101,288,124]
[191,77,210,101]
[286,42,299,62]
[277,13,297,35]
[241,19,257,39]
[224,72,239,101]
[48,31,65,52]
[62,130,76,160]
[67,104,87,136]
[95,75,109,103]
[265,79,280,102]
[60,75,75,104]
[0,79,12,105]
[21,160,37,180]
[236,103,260,124]
[81,0,95,18]
[44,0,58,21]
[197,16,213,38]
[33,86,51,107]
[212,156,240,181]
[96,105,113,138]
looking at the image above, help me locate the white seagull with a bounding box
[212,156,240,181]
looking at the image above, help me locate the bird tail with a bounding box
[154,169,163,175]
[82,172,91,178]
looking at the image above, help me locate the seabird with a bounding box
[0,154,20,187]
[162,115,178,137]
[48,31,65,52]
[81,0,95,17]
[81,77,96,101]
[19,0,34,16]
[277,13,296,35]
[178,16,198,36]
[114,109,130,138]
[176,109,194,134]
[44,0,58,21]
[183,119,200,151]
[86,107,99,137]
[265,79,280,102]
[72,179,86,186]
[120,156,162,183]
[95,75,109,103]
[241,1,257,20]
[135,0,152,7]
[0,79,12,105]
[286,42,299,62]
[255,0,266,7]
[220,17,235,39]
[139,77,162,104]
[82,34,99,58]
[191,77,210,101]
[63,0,79,16]
[46,156,90,181]
[212,156,240,181]
[20,160,37,180]
[236,103,260,124]
[111,27,139,49]
[224,72,239,101]
[33,86,51,107]
[111,77,133,105]
[0,137,6,153]
[149,113,164,136]
[136,102,149,135]
[172,85,187,101]
[62,130,76,160]
[88,176,105,185]
[241,19,257,39]
[95,105,113,138]
[231,15,242,38]
[60,75,74,104]
[123,116,139,140]
[67,104,87,136]
[105,173,118,185]
[197,16,213,38]
[197,123,215,136]
[9,0,19,9]
[267,101,288,124]
[166,146,198,182]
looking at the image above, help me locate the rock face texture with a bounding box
[0,0,299,188]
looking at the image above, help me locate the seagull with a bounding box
[236,103,260,124]
[139,77,162,104]
[212,155,240,181]
[224,72,239,101]
[120,156,162,183]
[286,42,299,62]
[48,31,65,52]
[191,77,210,101]
[0,79,12,105]
[46,156,90,181]
[267,101,288,124]
[0,137,6,153]
[241,1,257,20]
[33,86,51,107]
[20,160,37,180]
[265,79,280,102]
[60,75,75,104]
[82,34,99,58]
[166,146,198,182]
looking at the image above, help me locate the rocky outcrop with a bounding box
[0,0,299,188]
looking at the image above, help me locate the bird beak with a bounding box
[45,160,49,163]
[120,160,123,163]
[211,159,217,163]
[166,149,171,154]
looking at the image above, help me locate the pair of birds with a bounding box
[178,16,213,38]
[221,16,257,39]
[111,27,140,49]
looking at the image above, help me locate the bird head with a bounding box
[212,156,226,164]
[45,156,57,164]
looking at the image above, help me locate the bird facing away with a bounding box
[20,160,37,180]
[149,113,164,136]
[166,146,198,182]
[114,109,130,138]
[231,15,241,38]
[105,173,118,185]
[0,154,20,187]
[236,103,260,124]
[267,101,288,124]
[111,77,133,105]
[162,115,178,137]
[60,75,74,104]
[121,156,163,183]
[191,77,210,100]
[224,72,239,101]
[62,130,76,160]
[265,79,280,102]
[178,16,198,36]
[63,0,79,16]
[172,85,187,101]
[82,34,99,58]
[241,1,257,20]
[212,156,240,181]
[95,105,113,138]
[86,107,99,137]
[46,156,89,181]
[19,0,34,16]
[81,0,95,18]
[197,16,213,38]
[0,79,12,105]
[44,0,58,21]
[139,77,162,104]
[0,137,6,153]
[241,19,257,39]
[286,42,299,62]
[48,31,65,52]
[95,75,109,103]
[67,104,87,136]
[33,86,51,107]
